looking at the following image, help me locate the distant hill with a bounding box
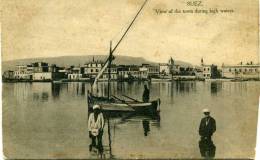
[2,55,193,71]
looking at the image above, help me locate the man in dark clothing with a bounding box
[142,84,150,102]
[199,108,216,158]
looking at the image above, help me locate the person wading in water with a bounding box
[198,108,216,158]
[88,104,105,153]
[142,84,150,102]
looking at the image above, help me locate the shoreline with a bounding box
[2,78,260,83]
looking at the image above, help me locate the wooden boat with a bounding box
[88,94,160,115]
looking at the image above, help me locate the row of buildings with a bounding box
[3,57,260,81]
[3,58,160,81]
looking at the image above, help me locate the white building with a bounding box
[200,58,211,79]
[139,66,148,79]
[68,74,82,80]
[83,59,103,78]
[68,67,82,80]
[200,58,218,79]
[33,72,52,80]
[222,63,260,79]
[83,58,117,80]
[103,66,118,80]
[159,57,180,76]
[14,65,32,80]
[159,63,170,75]
[202,65,212,79]
[147,65,159,77]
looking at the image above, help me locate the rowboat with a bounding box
[88,94,160,114]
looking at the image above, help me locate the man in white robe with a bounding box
[88,104,105,152]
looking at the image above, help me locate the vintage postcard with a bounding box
[1,0,259,159]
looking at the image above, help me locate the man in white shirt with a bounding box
[88,104,105,152]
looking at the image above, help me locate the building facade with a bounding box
[32,62,49,73]
[200,58,219,79]
[3,70,15,80]
[83,58,117,80]
[14,65,32,80]
[159,63,170,75]
[159,57,180,76]
[141,64,159,78]
[68,67,82,80]
[103,65,118,80]
[139,66,148,79]
[83,60,103,78]
[32,72,52,81]
[222,64,260,79]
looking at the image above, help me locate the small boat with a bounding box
[151,78,171,82]
[88,94,160,115]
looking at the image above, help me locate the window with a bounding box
[96,69,99,72]
[239,69,242,72]
[91,69,93,72]
[245,69,247,72]
[229,68,231,72]
[208,68,210,71]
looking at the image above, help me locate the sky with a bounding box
[2,0,259,65]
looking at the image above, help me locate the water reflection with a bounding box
[81,83,85,95]
[51,83,61,98]
[175,81,196,94]
[210,82,222,95]
[41,92,49,101]
[199,138,216,158]
[51,82,87,98]
[33,92,49,102]
[142,120,150,136]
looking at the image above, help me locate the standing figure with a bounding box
[88,104,105,153]
[199,108,216,158]
[142,84,150,102]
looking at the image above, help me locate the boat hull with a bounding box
[88,95,159,115]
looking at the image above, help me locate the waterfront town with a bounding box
[2,57,260,82]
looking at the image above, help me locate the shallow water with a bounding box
[3,81,260,159]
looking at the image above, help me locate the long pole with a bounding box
[108,41,112,99]
[111,0,148,54]
[107,117,113,158]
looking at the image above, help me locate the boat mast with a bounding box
[106,0,148,99]
[108,41,112,99]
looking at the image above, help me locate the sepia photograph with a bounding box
[1,0,260,159]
